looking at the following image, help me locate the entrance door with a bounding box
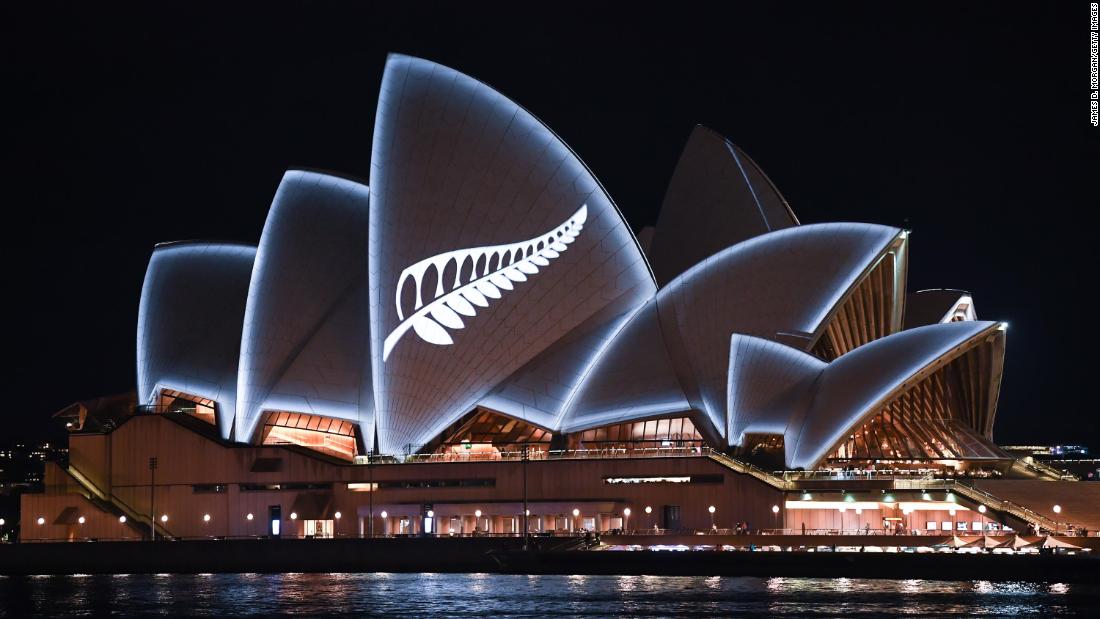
[269,505,282,537]
[663,505,681,531]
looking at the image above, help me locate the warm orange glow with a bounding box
[261,411,357,461]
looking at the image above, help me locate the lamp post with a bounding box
[148,456,158,541]
[380,510,388,536]
[572,508,580,533]
[334,511,341,538]
[708,505,716,531]
[623,507,631,534]
[1053,504,1062,535]
[475,509,483,534]
[772,504,780,533]
[368,450,374,539]
[977,505,987,536]
[522,444,529,549]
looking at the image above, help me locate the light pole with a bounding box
[368,450,374,538]
[148,456,158,541]
[977,505,987,536]
[623,507,631,534]
[1053,504,1062,535]
[645,505,653,531]
[708,505,716,531]
[572,508,580,533]
[380,510,388,536]
[475,509,483,534]
[522,444,529,549]
[771,504,780,533]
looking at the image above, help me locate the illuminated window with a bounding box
[156,389,217,426]
[260,411,358,461]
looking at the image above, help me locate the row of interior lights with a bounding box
[28,504,1065,527]
[29,511,350,526]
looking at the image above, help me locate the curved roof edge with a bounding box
[789,320,1006,469]
[137,242,257,440]
[726,334,826,450]
[235,169,372,444]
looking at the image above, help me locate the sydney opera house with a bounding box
[20,55,1097,542]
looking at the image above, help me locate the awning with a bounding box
[1034,536,1083,550]
[964,535,1008,549]
[289,492,334,520]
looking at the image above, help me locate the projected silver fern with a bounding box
[382,205,588,361]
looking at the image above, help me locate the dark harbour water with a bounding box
[1,573,1097,617]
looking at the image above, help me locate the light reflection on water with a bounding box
[0,574,1097,617]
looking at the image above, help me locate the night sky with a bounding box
[2,3,1095,447]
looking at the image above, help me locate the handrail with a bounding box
[392,446,707,464]
[891,478,1060,532]
[1013,457,1078,481]
[705,451,792,491]
[66,463,173,539]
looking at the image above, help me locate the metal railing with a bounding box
[1012,457,1078,481]
[65,463,173,539]
[890,478,1061,532]
[705,451,792,491]
[394,445,708,464]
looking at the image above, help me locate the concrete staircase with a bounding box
[64,463,174,539]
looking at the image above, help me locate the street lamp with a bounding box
[708,505,716,531]
[78,516,86,525]
[246,513,254,521]
[977,505,986,535]
[334,511,342,537]
[203,514,211,523]
[623,507,631,533]
[380,510,388,536]
[119,516,126,524]
[37,517,45,525]
[160,514,168,523]
[771,504,780,533]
